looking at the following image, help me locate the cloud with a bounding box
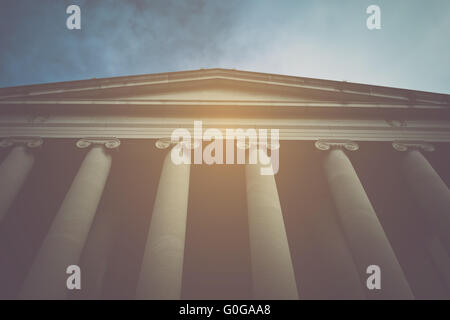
[0,0,449,93]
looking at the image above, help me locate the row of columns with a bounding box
[0,137,448,299]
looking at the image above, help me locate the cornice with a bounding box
[0,117,449,141]
[0,100,446,110]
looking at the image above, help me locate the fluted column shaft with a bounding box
[136,146,190,300]
[20,144,113,299]
[323,148,413,299]
[0,138,42,222]
[400,149,450,252]
[245,147,299,300]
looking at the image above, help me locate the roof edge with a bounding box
[0,68,449,104]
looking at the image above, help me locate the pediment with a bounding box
[0,77,410,105]
[114,79,398,104]
[0,69,448,110]
[121,81,310,102]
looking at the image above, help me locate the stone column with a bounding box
[245,143,299,300]
[0,137,43,222]
[393,142,450,291]
[316,140,413,299]
[393,142,450,252]
[19,138,119,299]
[136,139,191,300]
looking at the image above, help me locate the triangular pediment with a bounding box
[120,81,311,102]
[0,69,448,109]
[112,78,401,104]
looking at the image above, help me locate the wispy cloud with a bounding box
[0,0,449,93]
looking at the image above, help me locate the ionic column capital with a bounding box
[392,141,435,152]
[155,137,199,150]
[76,137,120,150]
[0,136,43,149]
[315,139,359,151]
[236,141,280,151]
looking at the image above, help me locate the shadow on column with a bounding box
[276,141,366,299]
[348,141,449,299]
[0,139,84,299]
[182,161,252,299]
[99,139,165,299]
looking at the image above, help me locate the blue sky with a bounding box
[0,0,449,93]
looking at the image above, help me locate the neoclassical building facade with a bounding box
[0,69,449,299]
